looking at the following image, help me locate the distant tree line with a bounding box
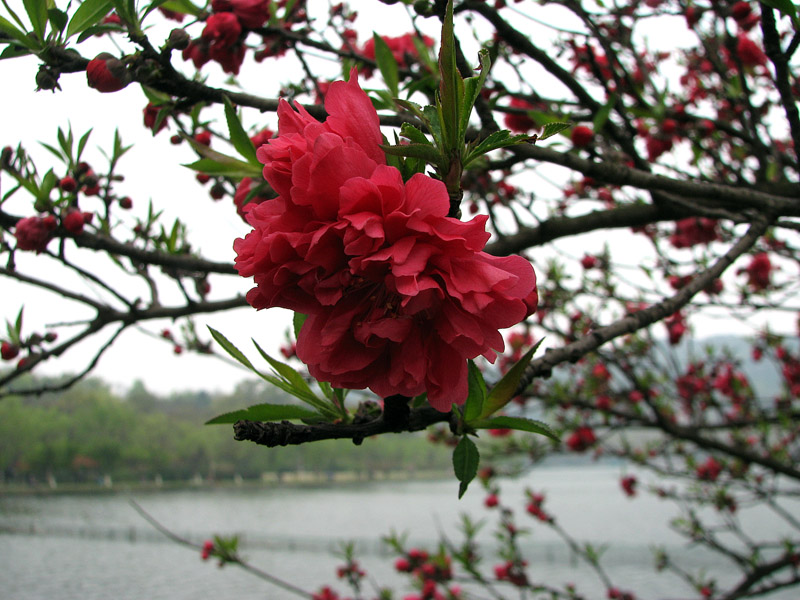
[0,376,451,485]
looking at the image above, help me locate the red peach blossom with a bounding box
[565,425,597,452]
[86,53,130,93]
[736,34,767,67]
[360,33,434,71]
[503,97,537,133]
[233,177,272,220]
[743,252,773,290]
[212,0,270,28]
[1,342,19,361]
[571,125,593,147]
[63,210,86,235]
[235,72,536,411]
[14,215,57,252]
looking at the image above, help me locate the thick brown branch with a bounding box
[233,405,452,447]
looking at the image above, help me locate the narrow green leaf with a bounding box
[593,93,617,134]
[380,142,442,163]
[205,402,321,425]
[47,8,68,34]
[76,129,93,163]
[459,48,490,141]
[66,0,113,39]
[422,105,445,151]
[453,436,480,499]
[372,33,400,97]
[23,0,47,39]
[207,326,257,372]
[39,142,64,162]
[477,339,543,420]
[399,123,431,145]
[252,340,316,399]
[182,157,262,179]
[463,130,532,168]
[472,416,559,441]
[39,168,56,202]
[14,306,23,335]
[0,15,39,50]
[141,85,172,105]
[1,0,27,29]
[293,312,307,339]
[223,96,259,166]
[463,360,486,422]
[57,126,72,160]
[437,0,459,151]
[0,44,31,60]
[395,98,426,121]
[156,0,203,17]
[539,122,572,141]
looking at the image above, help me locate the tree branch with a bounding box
[233,404,453,447]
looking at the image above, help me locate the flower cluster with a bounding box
[181,0,275,75]
[359,33,434,74]
[234,72,537,411]
[14,215,57,252]
[669,217,719,249]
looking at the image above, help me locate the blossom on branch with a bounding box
[234,72,537,411]
[14,215,57,252]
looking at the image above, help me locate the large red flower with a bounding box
[234,72,537,411]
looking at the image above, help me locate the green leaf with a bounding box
[207,326,258,372]
[47,8,68,34]
[0,44,31,60]
[399,123,431,145]
[205,402,321,425]
[39,168,56,202]
[0,15,39,50]
[23,0,48,39]
[422,105,445,151]
[538,122,571,141]
[476,339,543,420]
[252,341,316,399]
[593,94,617,134]
[459,48,490,141]
[14,306,23,336]
[76,129,93,163]
[472,416,559,441]
[372,33,399,97]
[380,142,442,164]
[151,0,203,17]
[453,436,480,499]
[183,158,262,179]
[223,96,259,166]
[463,360,486,422]
[141,85,172,105]
[395,98,426,121]
[437,0,460,151]
[66,0,113,39]
[293,312,307,339]
[463,130,532,168]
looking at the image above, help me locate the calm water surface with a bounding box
[1,464,797,599]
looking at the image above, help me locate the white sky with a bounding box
[1,2,795,396]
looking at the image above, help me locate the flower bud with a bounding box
[35,66,60,91]
[167,28,191,50]
[87,53,131,93]
[1,342,19,361]
[63,209,86,235]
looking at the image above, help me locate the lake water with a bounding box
[1,463,797,599]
